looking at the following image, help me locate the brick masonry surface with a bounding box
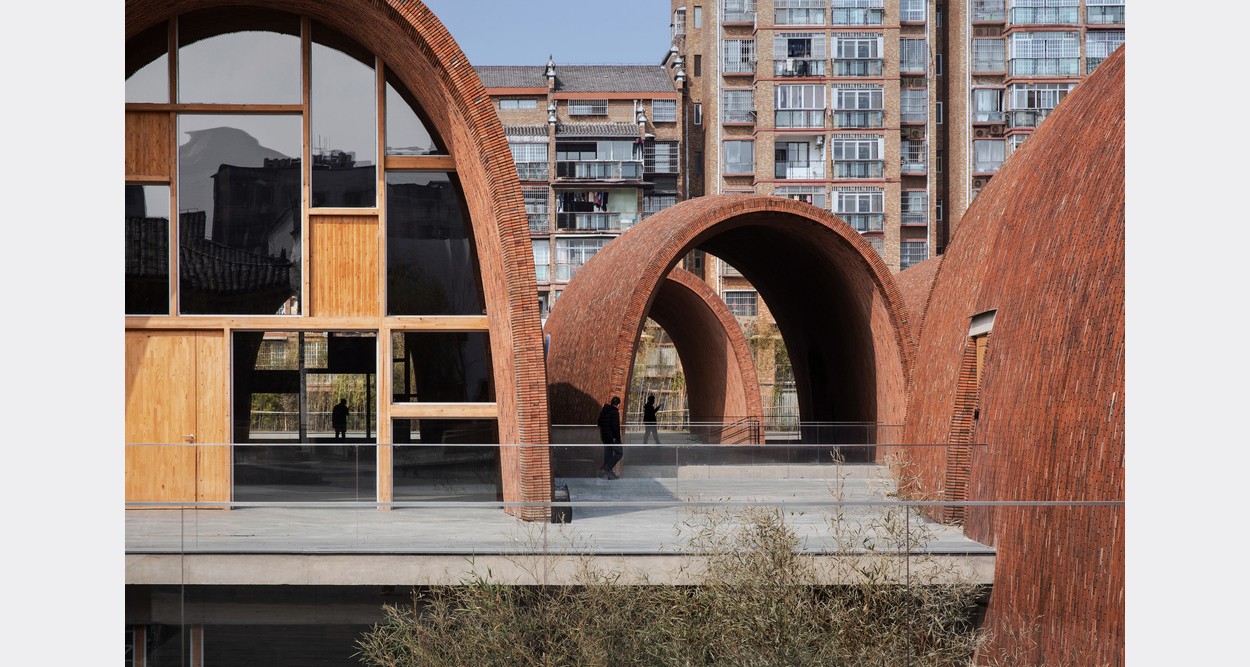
[899,47,1126,665]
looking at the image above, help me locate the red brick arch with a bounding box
[649,267,764,434]
[546,196,914,440]
[127,0,551,515]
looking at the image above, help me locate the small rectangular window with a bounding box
[936,101,944,124]
[568,99,608,116]
[499,98,538,110]
[936,53,944,76]
[694,6,703,28]
[694,54,702,77]
[693,103,703,125]
[652,99,677,122]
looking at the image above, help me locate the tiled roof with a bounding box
[475,66,546,89]
[475,65,676,93]
[556,123,640,137]
[504,124,549,137]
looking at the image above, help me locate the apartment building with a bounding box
[475,62,683,320]
[671,0,1124,267]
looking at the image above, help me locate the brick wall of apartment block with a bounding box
[901,49,1125,664]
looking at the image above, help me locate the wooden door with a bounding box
[125,330,229,504]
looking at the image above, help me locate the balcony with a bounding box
[1086,57,1106,74]
[723,58,757,74]
[774,58,826,77]
[901,212,928,226]
[830,8,884,26]
[1087,5,1124,24]
[556,211,635,232]
[515,162,548,181]
[535,263,550,282]
[973,110,1005,124]
[775,160,826,180]
[775,110,825,129]
[723,7,756,23]
[723,108,757,124]
[775,3,825,26]
[901,144,927,174]
[528,213,550,234]
[900,59,926,75]
[834,59,884,77]
[901,108,926,124]
[556,160,644,181]
[1009,57,1079,77]
[1008,108,1051,129]
[833,110,884,129]
[973,158,1004,174]
[834,160,884,179]
[972,0,1006,22]
[1008,6,1078,25]
[841,213,884,232]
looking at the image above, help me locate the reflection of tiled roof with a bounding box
[556,122,640,137]
[475,65,546,88]
[475,65,676,93]
[125,218,169,279]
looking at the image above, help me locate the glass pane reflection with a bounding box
[177,114,301,314]
[385,71,444,155]
[385,172,485,315]
[311,22,376,208]
[177,7,301,104]
[125,184,170,314]
[391,332,494,403]
[392,419,500,502]
[126,21,168,103]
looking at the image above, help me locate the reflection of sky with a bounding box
[179,114,301,157]
[178,31,301,103]
[126,55,168,103]
[143,185,170,218]
[312,41,375,164]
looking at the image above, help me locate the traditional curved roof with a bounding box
[903,46,1125,662]
[127,0,552,515]
[545,195,913,443]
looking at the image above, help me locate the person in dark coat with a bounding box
[332,398,349,440]
[598,396,623,479]
[642,395,661,444]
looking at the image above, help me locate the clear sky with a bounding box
[421,0,674,66]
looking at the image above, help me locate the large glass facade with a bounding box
[125,21,168,103]
[391,332,494,403]
[392,419,501,501]
[311,22,377,207]
[176,7,301,104]
[386,172,485,315]
[385,72,444,155]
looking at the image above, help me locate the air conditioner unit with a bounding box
[990,124,1005,135]
[974,128,988,138]
[907,127,924,139]
[973,177,988,188]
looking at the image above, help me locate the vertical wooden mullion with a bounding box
[376,61,394,508]
[167,19,180,316]
[301,17,312,317]
[377,62,389,322]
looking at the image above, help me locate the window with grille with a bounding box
[510,142,547,163]
[1086,0,1125,24]
[722,39,757,73]
[972,89,1004,122]
[645,141,679,173]
[832,136,884,179]
[833,84,883,128]
[773,33,827,76]
[900,38,926,72]
[973,139,1006,173]
[523,186,549,232]
[900,241,928,269]
[831,0,885,25]
[722,89,755,123]
[555,237,610,281]
[724,140,754,173]
[644,193,677,218]
[723,290,759,317]
[900,89,927,123]
[833,187,884,232]
[1085,31,1124,72]
[775,186,826,208]
[900,0,926,22]
[652,99,677,122]
[532,239,550,282]
[866,235,884,256]
[1009,31,1080,76]
[498,98,538,110]
[901,190,928,225]
[901,140,927,173]
[1008,0,1078,25]
[723,0,757,23]
[834,36,880,59]
[568,99,608,116]
[775,84,825,128]
[776,0,825,25]
[972,38,1006,72]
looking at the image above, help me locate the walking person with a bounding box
[642,394,661,444]
[332,398,349,440]
[598,396,623,479]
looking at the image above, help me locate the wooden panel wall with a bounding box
[310,214,380,318]
[125,111,172,180]
[194,331,230,502]
[126,330,197,502]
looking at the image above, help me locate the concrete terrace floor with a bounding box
[126,463,995,587]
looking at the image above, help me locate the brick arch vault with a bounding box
[127,0,552,516]
[546,195,915,451]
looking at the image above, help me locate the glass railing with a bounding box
[901,109,926,123]
[775,161,826,179]
[774,58,826,77]
[835,59,884,77]
[775,9,825,26]
[556,211,635,232]
[723,108,756,124]
[1008,108,1051,128]
[902,212,928,226]
[1009,57,1080,77]
[974,110,1006,123]
[1087,5,1125,24]
[901,160,926,174]
[834,160,884,179]
[833,110,884,129]
[830,8,884,26]
[1008,6,1079,25]
[839,212,884,232]
[973,56,1006,73]
[974,159,1005,173]
[555,160,643,180]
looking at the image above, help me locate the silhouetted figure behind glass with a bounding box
[642,394,661,444]
[598,396,622,479]
[332,399,349,440]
